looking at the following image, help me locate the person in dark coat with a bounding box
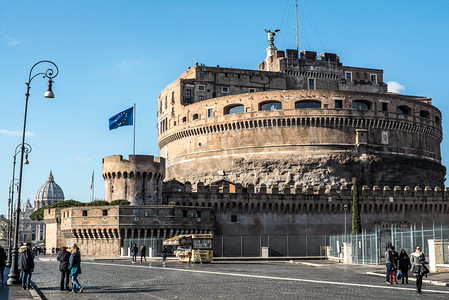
[0,246,6,286]
[398,249,411,284]
[161,245,168,267]
[68,245,84,293]
[57,246,71,291]
[131,244,138,263]
[140,244,147,263]
[411,246,429,294]
[18,242,35,290]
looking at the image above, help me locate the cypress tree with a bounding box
[352,177,362,234]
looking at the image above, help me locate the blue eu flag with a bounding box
[109,107,133,130]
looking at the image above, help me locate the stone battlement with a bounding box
[166,181,449,198]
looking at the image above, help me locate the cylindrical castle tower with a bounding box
[102,155,165,205]
[158,89,444,188]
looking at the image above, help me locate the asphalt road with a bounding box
[31,258,449,300]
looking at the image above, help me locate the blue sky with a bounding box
[1,0,449,216]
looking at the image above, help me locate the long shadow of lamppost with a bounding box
[7,61,59,285]
[6,143,31,268]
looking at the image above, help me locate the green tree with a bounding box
[30,199,83,220]
[351,177,362,234]
[110,199,131,206]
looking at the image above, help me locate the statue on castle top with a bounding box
[264,28,280,49]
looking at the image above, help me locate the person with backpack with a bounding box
[140,244,147,263]
[56,246,71,291]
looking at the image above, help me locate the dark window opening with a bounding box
[183,210,188,217]
[335,100,343,109]
[82,210,88,217]
[103,210,108,216]
[231,215,237,222]
[295,101,321,109]
[382,103,388,112]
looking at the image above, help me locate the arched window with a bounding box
[192,114,199,120]
[352,100,371,111]
[420,110,430,119]
[435,115,441,123]
[295,100,321,109]
[397,105,411,115]
[182,117,187,123]
[224,104,245,115]
[259,101,282,111]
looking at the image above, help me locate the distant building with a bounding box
[34,170,65,209]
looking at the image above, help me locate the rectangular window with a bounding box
[198,85,205,91]
[185,89,191,100]
[102,210,108,216]
[200,72,205,78]
[345,72,352,82]
[207,108,213,117]
[370,74,378,84]
[231,215,237,222]
[198,96,204,101]
[335,100,343,109]
[196,211,201,218]
[164,97,167,109]
[171,91,175,104]
[308,78,315,90]
[82,210,88,217]
[183,210,188,217]
[222,87,229,93]
[224,73,228,78]
[249,88,257,93]
[382,102,388,112]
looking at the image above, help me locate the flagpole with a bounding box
[92,169,95,202]
[133,103,136,155]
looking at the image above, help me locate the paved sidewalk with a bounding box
[0,267,42,300]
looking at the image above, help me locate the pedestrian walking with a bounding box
[18,242,34,290]
[410,246,429,294]
[161,245,168,267]
[0,246,6,286]
[399,249,411,284]
[385,246,392,284]
[56,246,71,291]
[131,244,138,263]
[68,244,84,294]
[140,244,147,263]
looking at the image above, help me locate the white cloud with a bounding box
[0,129,34,137]
[387,81,405,94]
[6,36,21,45]
[116,59,143,72]
[76,157,90,166]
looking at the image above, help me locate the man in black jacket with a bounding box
[57,246,71,291]
[18,242,35,290]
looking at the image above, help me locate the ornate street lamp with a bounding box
[6,143,31,267]
[7,61,58,285]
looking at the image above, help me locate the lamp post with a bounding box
[6,143,31,267]
[7,61,58,285]
[343,204,348,242]
[7,180,18,268]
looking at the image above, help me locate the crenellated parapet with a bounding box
[102,155,165,205]
[163,181,449,218]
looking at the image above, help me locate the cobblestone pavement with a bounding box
[32,258,449,300]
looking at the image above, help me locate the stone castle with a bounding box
[44,45,448,257]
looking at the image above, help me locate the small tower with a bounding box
[102,155,165,205]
